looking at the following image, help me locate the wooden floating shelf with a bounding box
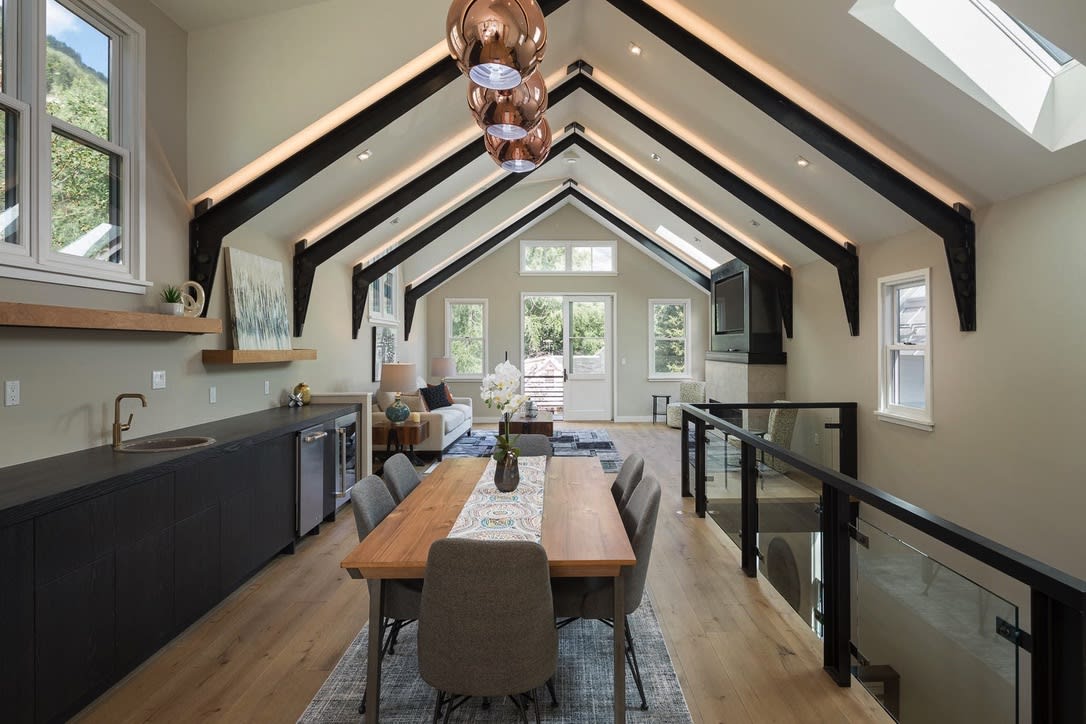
[0,301,222,334]
[201,349,318,365]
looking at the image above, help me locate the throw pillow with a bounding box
[420,384,452,411]
[442,382,455,405]
[400,393,427,413]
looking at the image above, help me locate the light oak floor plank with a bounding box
[75,422,890,724]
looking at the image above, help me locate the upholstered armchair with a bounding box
[727,401,799,474]
[666,381,707,429]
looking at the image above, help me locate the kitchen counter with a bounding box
[0,403,358,527]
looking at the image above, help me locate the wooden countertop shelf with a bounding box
[0,301,222,334]
[201,348,318,365]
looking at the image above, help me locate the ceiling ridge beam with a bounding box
[606,0,975,330]
[189,0,573,316]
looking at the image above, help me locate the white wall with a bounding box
[784,171,1086,586]
[423,205,710,420]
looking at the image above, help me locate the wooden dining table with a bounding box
[340,456,637,722]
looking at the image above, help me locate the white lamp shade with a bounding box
[378,362,418,393]
[431,356,457,379]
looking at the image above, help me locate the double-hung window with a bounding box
[876,269,933,430]
[369,268,397,323]
[0,0,145,292]
[649,299,690,379]
[445,299,487,379]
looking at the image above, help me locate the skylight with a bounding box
[851,0,1086,151]
[655,225,719,269]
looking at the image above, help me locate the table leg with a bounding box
[367,579,384,721]
[613,575,626,723]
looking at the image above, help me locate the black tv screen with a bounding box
[714,273,745,335]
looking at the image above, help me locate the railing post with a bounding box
[1031,590,1086,723]
[694,416,706,518]
[838,404,857,478]
[740,441,758,577]
[822,482,852,686]
[681,409,692,498]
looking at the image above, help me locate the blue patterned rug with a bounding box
[444,429,623,474]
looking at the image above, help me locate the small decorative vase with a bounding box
[292,382,312,405]
[385,394,410,423]
[159,302,184,316]
[180,280,206,317]
[494,452,520,493]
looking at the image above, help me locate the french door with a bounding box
[521,294,613,421]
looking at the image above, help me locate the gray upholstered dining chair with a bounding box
[610,454,645,511]
[381,452,422,504]
[350,475,423,713]
[515,433,553,457]
[419,538,558,724]
[551,475,662,711]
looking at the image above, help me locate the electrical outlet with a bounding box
[4,380,19,406]
[209,386,217,404]
[264,380,270,395]
[812,432,821,447]
[152,370,166,390]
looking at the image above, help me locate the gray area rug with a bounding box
[299,596,692,723]
[444,429,624,474]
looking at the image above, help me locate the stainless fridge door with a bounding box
[297,425,327,536]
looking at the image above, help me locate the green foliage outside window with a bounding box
[449,303,485,375]
[653,303,687,374]
[523,244,565,272]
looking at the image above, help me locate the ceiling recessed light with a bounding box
[629,42,643,56]
[795,156,810,168]
[357,149,373,161]
[565,156,578,164]
[750,219,761,227]
[390,217,399,225]
[650,152,661,162]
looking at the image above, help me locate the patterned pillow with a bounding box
[420,384,452,410]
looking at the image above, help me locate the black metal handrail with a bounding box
[681,401,1086,723]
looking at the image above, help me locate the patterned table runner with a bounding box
[448,456,548,542]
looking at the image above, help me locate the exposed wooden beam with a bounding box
[604,0,976,331]
[189,0,573,316]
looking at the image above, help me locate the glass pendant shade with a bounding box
[447,0,547,90]
[485,117,552,172]
[468,71,548,141]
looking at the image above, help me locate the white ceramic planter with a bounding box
[159,302,184,316]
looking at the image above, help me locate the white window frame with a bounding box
[0,0,147,293]
[648,298,691,380]
[445,298,488,381]
[876,268,933,431]
[369,267,397,324]
[519,239,618,275]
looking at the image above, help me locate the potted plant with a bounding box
[159,285,185,316]
[480,360,530,492]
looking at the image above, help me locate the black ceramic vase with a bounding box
[494,453,520,492]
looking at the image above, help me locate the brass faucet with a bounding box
[113,393,148,449]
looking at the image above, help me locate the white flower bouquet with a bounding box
[480,360,530,462]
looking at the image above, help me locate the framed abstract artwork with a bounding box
[224,248,292,350]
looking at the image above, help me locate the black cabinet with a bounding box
[116,527,175,670]
[254,434,296,558]
[0,522,34,723]
[220,476,258,593]
[35,493,114,586]
[174,505,220,628]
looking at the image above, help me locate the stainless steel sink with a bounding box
[116,436,216,453]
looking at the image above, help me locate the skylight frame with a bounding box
[971,0,1077,77]
[654,224,718,270]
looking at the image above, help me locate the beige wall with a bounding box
[423,205,710,420]
[0,1,424,468]
[784,171,1086,588]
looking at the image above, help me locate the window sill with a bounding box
[875,410,933,432]
[648,375,692,382]
[0,262,152,294]
[446,376,482,382]
[518,271,619,277]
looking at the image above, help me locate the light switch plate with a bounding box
[209,386,217,404]
[152,370,166,390]
[264,380,270,395]
[4,380,19,406]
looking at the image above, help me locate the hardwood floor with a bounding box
[76,422,891,723]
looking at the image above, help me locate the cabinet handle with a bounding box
[302,431,328,443]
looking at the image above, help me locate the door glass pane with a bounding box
[895,283,927,345]
[569,301,605,375]
[46,0,112,140]
[51,131,121,263]
[0,106,18,245]
[891,349,925,409]
[523,244,565,272]
[522,296,564,413]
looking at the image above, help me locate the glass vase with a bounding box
[494,452,520,492]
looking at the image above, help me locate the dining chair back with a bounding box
[618,475,661,613]
[610,454,645,510]
[419,538,558,717]
[516,434,553,457]
[382,452,422,503]
[351,474,396,542]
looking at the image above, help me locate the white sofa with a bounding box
[374,379,472,456]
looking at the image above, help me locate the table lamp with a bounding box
[379,362,417,423]
[430,356,456,383]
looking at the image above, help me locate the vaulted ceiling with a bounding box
[174,0,1085,336]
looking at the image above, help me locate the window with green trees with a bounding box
[650,299,690,377]
[521,240,616,273]
[446,299,487,378]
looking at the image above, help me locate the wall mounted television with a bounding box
[714,272,745,335]
[710,259,785,362]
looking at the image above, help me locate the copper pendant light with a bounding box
[485,117,552,172]
[468,70,547,141]
[447,0,547,90]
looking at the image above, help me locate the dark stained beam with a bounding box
[604,0,976,330]
[189,0,573,315]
